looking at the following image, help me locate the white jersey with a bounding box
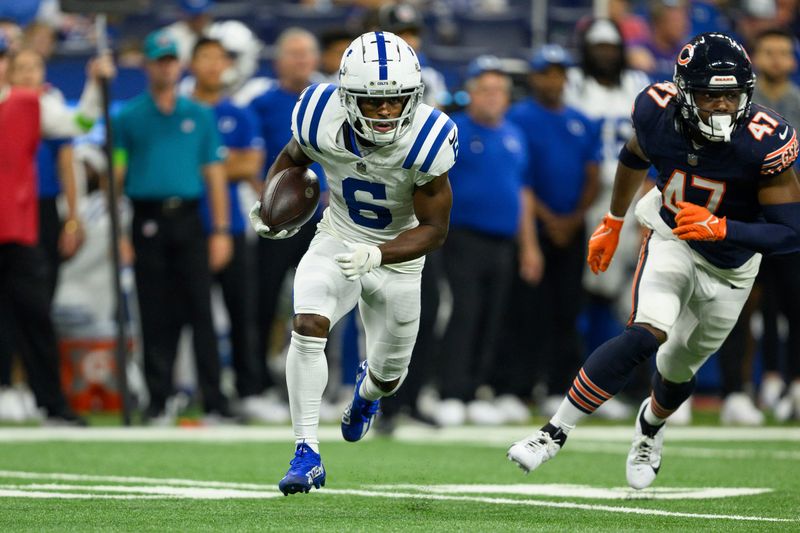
[564,68,650,187]
[291,82,457,272]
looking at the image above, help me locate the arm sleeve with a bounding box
[759,126,798,177]
[726,202,800,254]
[40,91,95,138]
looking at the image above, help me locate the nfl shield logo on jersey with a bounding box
[357,161,367,173]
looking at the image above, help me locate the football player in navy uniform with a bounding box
[508,33,800,489]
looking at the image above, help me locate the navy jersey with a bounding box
[633,82,799,268]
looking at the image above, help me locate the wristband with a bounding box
[63,219,80,234]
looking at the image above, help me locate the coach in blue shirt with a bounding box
[437,56,539,424]
[113,30,232,423]
[507,45,601,406]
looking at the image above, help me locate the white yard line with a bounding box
[324,489,797,523]
[0,425,797,443]
[362,484,772,500]
[0,470,793,523]
[566,442,800,461]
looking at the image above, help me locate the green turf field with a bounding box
[0,423,797,532]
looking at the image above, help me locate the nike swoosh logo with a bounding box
[590,228,612,240]
[448,131,457,145]
[780,126,789,140]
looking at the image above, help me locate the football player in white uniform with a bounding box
[249,31,457,495]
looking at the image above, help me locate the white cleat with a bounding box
[720,392,764,426]
[626,398,665,490]
[507,429,564,474]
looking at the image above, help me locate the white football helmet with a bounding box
[207,20,263,93]
[339,31,424,146]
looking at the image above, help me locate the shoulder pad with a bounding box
[632,83,678,123]
[291,83,341,153]
[631,82,678,154]
[743,105,799,176]
[401,105,458,176]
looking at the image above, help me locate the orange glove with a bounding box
[587,213,624,274]
[672,201,727,241]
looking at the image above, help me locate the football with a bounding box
[259,167,320,233]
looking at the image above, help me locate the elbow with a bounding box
[431,223,449,250]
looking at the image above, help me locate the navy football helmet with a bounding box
[673,33,755,142]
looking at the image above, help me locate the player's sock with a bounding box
[295,438,320,454]
[564,325,660,419]
[358,373,383,401]
[286,332,328,443]
[645,371,695,432]
[358,368,408,401]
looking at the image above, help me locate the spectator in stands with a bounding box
[113,30,233,425]
[165,0,214,66]
[750,27,800,420]
[248,27,326,406]
[0,19,23,52]
[0,36,112,425]
[628,0,690,82]
[318,29,355,84]
[564,18,650,420]
[10,48,83,300]
[435,56,534,426]
[607,0,650,46]
[167,0,263,101]
[189,37,288,423]
[506,45,600,417]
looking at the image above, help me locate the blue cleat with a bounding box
[341,360,381,442]
[278,443,326,495]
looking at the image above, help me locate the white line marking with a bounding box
[0,470,275,490]
[0,470,794,522]
[4,484,282,500]
[0,426,797,443]
[325,489,798,523]
[364,484,772,500]
[0,489,164,500]
[567,442,800,461]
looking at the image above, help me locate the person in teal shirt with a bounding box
[113,30,233,424]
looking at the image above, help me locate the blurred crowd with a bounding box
[0,0,799,429]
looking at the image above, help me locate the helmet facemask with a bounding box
[341,85,423,145]
[676,81,753,142]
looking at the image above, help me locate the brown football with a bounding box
[259,167,320,232]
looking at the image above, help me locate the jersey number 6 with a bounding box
[663,170,726,214]
[342,177,393,229]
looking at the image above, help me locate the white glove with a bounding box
[248,201,300,240]
[334,241,382,281]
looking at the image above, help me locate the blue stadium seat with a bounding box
[266,5,350,44]
[426,45,491,92]
[452,13,531,54]
[547,0,593,48]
